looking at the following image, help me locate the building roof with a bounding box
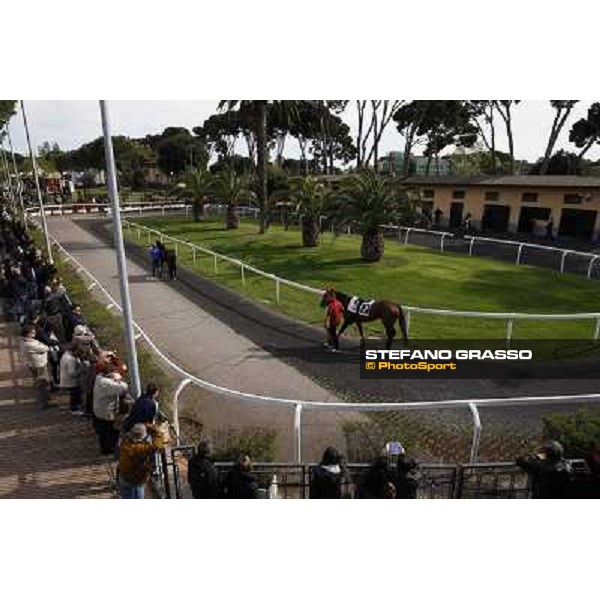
[403,175,600,189]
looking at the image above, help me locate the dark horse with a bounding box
[321,289,409,350]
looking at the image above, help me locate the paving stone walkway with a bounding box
[0,314,114,499]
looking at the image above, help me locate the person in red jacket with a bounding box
[323,287,344,353]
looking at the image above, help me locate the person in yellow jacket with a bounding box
[118,424,157,499]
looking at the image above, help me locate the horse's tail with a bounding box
[398,306,409,344]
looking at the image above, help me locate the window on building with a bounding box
[423,189,435,199]
[485,191,499,202]
[453,190,466,200]
[564,193,583,204]
[521,192,538,203]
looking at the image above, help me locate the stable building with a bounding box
[404,175,600,241]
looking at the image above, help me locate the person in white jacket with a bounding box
[92,367,128,455]
[21,324,50,409]
[60,345,83,415]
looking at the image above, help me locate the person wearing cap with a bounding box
[516,440,573,499]
[118,424,157,499]
[309,446,345,499]
[187,439,220,499]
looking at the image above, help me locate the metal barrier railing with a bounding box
[169,447,460,499]
[123,218,600,344]
[383,224,600,278]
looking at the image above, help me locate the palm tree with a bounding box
[218,101,300,234]
[292,176,329,247]
[334,170,410,262]
[214,170,247,229]
[178,167,213,221]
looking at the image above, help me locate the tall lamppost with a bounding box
[99,100,141,398]
[21,100,52,260]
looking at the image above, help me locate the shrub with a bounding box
[212,427,278,462]
[542,410,600,457]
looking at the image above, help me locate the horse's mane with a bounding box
[334,290,352,306]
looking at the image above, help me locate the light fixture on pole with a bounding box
[99,100,141,398]
[6,125,28,230]
[20,100,52,261]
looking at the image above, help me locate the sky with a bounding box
[5,100,600,164]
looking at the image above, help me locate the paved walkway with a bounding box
[0,313,114,499]
[47,217,347,461]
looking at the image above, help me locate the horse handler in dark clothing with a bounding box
[187,440,220,499]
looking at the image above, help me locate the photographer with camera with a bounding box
[516,440,573,499]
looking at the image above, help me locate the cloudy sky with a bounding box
[6,100,600,164]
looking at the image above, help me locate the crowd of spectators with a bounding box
[0,206,166,499]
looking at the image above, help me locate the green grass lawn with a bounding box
[125,216,600,340]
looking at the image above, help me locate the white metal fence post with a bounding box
[469,237,475,256]
[213,254,218,273]
[468,402,482,464]
[192,247,197,263]
[275,278,281,304]
[405,228,412,245]
[294,404,303,463]
[560,251,568,274]
[404,309,411,338]
[594,318,600,341]
[241,263,245,287]
[515,244,523,265]
[440,233,447,252]
[506,318,514,346]
[173,378,192,443]
[587,256,598,279]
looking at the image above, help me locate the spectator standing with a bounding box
[66,304,85,342]
[223,455,259,499]
[187,440,220,499]
[395,448,420,499]
[122,383,159,433]
[358,452,396,499]
[516,440,573,499]
[118,424,157,499]
[59,344,83,415]
[21,324,50,409]
[310,446,344,499]
[92,367,128,455]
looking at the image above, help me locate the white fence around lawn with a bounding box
[123,219,600,343]
[383,224,600,279]
[38,220,600,466]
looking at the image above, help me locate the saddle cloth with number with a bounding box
[347,296,375,318]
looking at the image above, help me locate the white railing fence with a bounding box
[383,225,600,279]
[28,215,600,466]
[122,219,600,344]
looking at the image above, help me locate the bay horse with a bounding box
[321,288,409,350]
